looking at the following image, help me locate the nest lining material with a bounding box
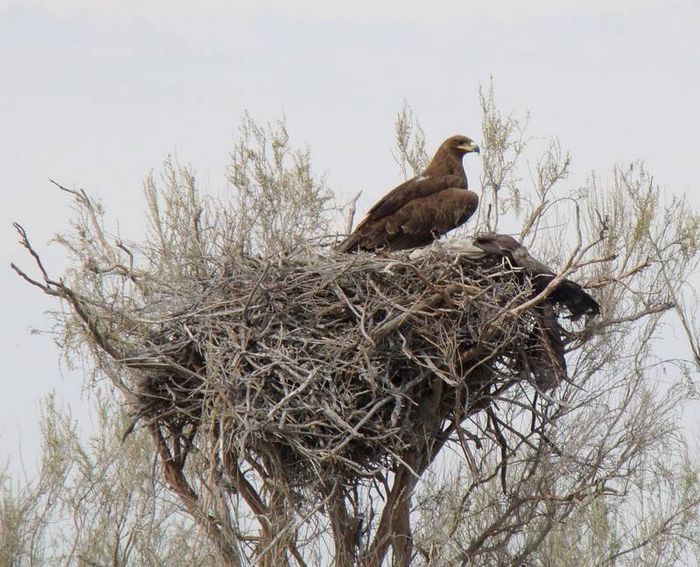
[122,239,591,487]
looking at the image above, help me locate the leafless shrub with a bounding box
[9,96,700,566]
[406,91,700,565]
[393,101,429,179]
[0,393,219,566]
[227,113,335,256]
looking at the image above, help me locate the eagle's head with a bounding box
[423,134,481,176]
[449,135,480,155]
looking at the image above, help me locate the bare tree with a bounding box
[9,96,700,566]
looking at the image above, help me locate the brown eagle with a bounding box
[472,234,600,320]
[472,233,600,390]
[337,135,480,252]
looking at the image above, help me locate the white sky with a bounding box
[2,1,699,469]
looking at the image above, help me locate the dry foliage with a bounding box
[11,216,597,566]
[10,92,700,566]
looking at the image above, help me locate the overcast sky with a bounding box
[2,0,699,469]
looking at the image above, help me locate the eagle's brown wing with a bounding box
[338,188,478,252]
[473,234,599,319]
[524,305,567,391]
[366,173,465,220]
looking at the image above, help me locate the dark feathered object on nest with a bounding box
[411,234,599,390]
[472,234,600,320]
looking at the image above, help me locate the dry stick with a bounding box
[362,461,415,567]
[371,283,466,342]
[519,200,549,241]
[645,224,700,364]
[363,376,450,566]
[586,259,651,289]
[254,483,333,567]
[324,485,357,567]
[151,424,242,565]
[11,224,128,362]
[50,179,115,261]
[243,260,271,323]
[344,191,363,235]
[365,432,454,567]
[12,223,52,283]
[52,180,146,291]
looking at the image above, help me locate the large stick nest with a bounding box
[123,241,592,488]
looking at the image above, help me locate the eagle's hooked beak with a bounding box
[459,141,480,154]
